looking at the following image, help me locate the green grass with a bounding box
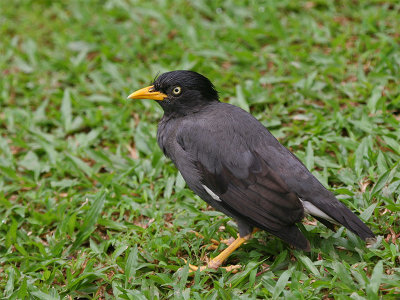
[1,0,400,298]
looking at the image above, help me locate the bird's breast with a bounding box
[157,117,179,158]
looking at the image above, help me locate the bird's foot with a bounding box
[181,258,241,273]
[181,233,253,274]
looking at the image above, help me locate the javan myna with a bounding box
[128,70,375,271]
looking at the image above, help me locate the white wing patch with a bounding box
[299,198,336,223]
[202,184,221,202]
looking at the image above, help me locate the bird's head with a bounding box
[128,70,219,115]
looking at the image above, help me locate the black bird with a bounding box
[128,70,375,271]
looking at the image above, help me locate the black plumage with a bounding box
[129,70,375,251]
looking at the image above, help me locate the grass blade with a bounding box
[366,260,383,299]
[272,266,294,299]
[72,192,106,250]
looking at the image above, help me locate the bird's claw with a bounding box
[181,258,241,274]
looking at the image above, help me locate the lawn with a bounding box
[0,0,400,298]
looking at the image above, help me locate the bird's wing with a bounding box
[176,116,309,248]
[194,151,304,230]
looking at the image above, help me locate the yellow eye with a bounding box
[172,86,182,95]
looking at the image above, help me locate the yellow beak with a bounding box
[127,85,167,101]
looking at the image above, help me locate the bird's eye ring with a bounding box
[172,86,182,95]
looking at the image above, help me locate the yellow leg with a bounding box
[185,232,252,273]
[207,234,250,269]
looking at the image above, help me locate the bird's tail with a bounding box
[332,202,376,241]
[299,195,375,240]
[304,197,376,241]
